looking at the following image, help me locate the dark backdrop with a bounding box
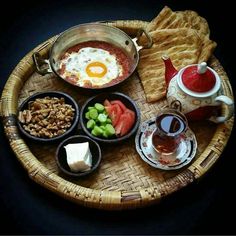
[0,0,235,234]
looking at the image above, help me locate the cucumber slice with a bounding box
[95,103,105,112]
[97,113,107,123]
[106,118,112,124]
[87,119,96,129]
[85,111,90,120]
[102,131,109,138]
[91,129,98,137]
[100,126,106,131]
[105,124,116,136]
[89,108,98,120]
[92,126,103,136]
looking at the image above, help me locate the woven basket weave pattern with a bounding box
[0,20,234,210]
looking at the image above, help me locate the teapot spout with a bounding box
[162,55,178,87]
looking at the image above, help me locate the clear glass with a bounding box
[151,108,188,155]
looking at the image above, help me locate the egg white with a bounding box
[58,47,123,86]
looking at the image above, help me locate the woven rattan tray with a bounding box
[0,20,234,210]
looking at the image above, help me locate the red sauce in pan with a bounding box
[58,41,132,88]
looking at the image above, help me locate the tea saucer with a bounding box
[135,117,197,170]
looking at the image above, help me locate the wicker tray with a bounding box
[0,20,234,210]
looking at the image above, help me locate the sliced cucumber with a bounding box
[105,124,116,136]
[85,111,90,120]
[85,102,116,138]
[100,126,106,131]
[87,119,96,129]
[89,108,98,120]
[97,113,107,123]
[91,129,98,137]
[102,131,109,138]
[92,126,103,136]
[106,118,112,124]
[95,103,105,112]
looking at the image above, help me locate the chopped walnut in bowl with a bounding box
[17,91,79,142]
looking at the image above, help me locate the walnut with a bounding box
[18,96,75,138]
[18,110,32,123]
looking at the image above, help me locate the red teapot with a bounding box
[162,56,234,122]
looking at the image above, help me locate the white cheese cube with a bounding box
[64,142,92,172]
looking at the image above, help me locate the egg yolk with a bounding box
[86,61,107,78]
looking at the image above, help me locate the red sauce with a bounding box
[58,41,132,88]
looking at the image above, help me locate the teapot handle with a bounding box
[209,95,234,123]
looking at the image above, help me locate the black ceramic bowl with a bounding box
[56,135,102,177]
[80,92,140,144]
[17,91,79,142]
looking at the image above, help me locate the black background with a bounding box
[0,0,235,234]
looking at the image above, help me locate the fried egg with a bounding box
[58,47,123,87]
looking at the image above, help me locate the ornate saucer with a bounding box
[135,117,197,170]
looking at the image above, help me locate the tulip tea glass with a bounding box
[151,109,188,157]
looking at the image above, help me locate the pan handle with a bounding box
[32,39,56,75]
[33,52,52,75]
[132,28,153,52]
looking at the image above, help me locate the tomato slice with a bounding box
[125,109,135,123]
[121,111,135,136]
[110,100,127,112]
[115,114,124,136]
[105,104,122,127]
[104,99,112,107]
[115,111,135,136]
[104,99,136,137]
[104,105,112,114]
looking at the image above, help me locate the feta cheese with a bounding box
[64,142,92,172]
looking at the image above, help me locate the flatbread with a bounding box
[179,10,217,62]
[138,6,216,102]
[146,6,188,32]
[180,10,210,38]
[103,20,149,37]
[146,6,217,62]
[138,28,202,102]
[198,36,217,62]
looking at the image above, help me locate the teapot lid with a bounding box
[182,62,216,92]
